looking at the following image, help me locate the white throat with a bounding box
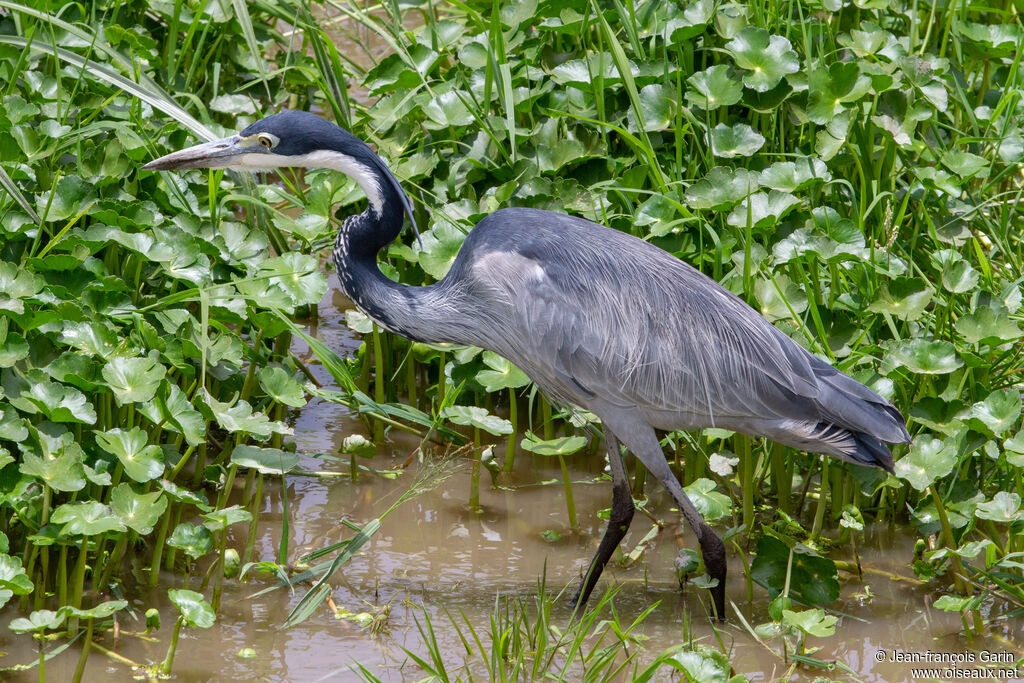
[237,149,384,213]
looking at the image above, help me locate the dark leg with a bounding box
[570,429,634,613]
[618,422,727,621]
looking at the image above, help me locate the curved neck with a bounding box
[327,155,455,344]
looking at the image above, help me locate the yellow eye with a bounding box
[258,135,273,149]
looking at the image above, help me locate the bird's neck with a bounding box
[329,161,452,344]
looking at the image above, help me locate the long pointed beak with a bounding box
[143,135,249,171]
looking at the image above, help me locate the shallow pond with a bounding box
[3,279,1020,682]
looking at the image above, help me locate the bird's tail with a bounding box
[793,357,910,472]
[753,419,898,472]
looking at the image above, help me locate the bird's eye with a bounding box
[258,135,274,149]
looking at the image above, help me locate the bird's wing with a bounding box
[461,212,825,428]
[529,248,822,426]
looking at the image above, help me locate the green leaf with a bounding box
[475,351,530,392]
[4,371,96,424]
[683,478,731,521]
[726,191,800,228]
[816,110,852,160]
[725,27,800,92]
[883,339,962,375]
[159,479,212,511]
[202,505,253,532]
[230,445,299,475]
[60,600,128,620]
[60,321,120,360]
[37,175,96,222]
[895,436,957,491]
[167,523,214,560]
[631,84,676,130]
[868,278,933,321]
[168,589,215,628]
[666,0,715,42]
[344,310,374,334]
[709,123,765,158]
[209,94,256,115]
[952,20,1022,54]
[807,62,871,124]
[258,366,307,408]
[102,356,166,406]
[20,439,87,493]
[256,253,328,307]
[975,492,1021,524]
[750,536,840,605]
[967,390,1021,437]
[685,65,742,110]
[422,90,474,128]
[942,150,989,179]
[9,609,66,634]
[758,158,830,192]
[95,427,165,482]
[520,432,587,456]
[933,595,975,612]
[201,391,290,438]
[955,308,1023,345]
[151,384,206,446]
[50,502,125,536]
[110,485,167,535]
[940,259,979,294]
[440,406,513,435]
[0,262,42,315]
[782,608,838,637]
[0,554,33,595]
[416,218,467,279]
[685,167,759,210]
[670,646,731,683]
[914,166,961,195]
[755,275,808,322]
[0,331,28,367]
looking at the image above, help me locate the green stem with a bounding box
[929,485,983,633]
[278,474,290,565]
[213,532,227,613]
[740,435,754,535]
[373,324,385,443]
[71,619,94,683]
[241,474,262,567]
[771,445,791,515]
[469,446,481,511]
[160,616,184,675]
[502,388,518,474]
[96,533,128,592]
[149,503,173,588]
[810,458,829,541]
[558,455,578,529]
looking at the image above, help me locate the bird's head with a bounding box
[143,110,374,172]
[143,110,418,233]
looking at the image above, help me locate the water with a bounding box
[4,275,1020,682]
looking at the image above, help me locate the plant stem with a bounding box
[558,455,577,529]
[160,616,184,675]
[71,619,94,683]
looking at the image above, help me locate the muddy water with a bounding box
[5,278,1020,683]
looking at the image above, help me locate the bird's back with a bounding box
[443,207,908,467]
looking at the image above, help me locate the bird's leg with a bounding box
[570,429,634,614]
[620,425,727,621]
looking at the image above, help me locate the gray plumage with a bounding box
[408,208,907,469]
[144,110,911,622]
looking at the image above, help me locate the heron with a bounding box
[144,110,911,621]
